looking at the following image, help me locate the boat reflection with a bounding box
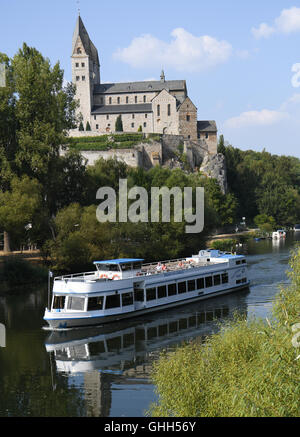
[45,289,249,375]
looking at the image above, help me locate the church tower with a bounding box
[71,15,100,127]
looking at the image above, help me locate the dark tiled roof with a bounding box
[197,120,217,132]
[94,80,186,95]
[72,16,99,65]
[91,103,153,115]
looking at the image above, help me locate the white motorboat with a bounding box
[43,250,249,330]
[272,230,286,239]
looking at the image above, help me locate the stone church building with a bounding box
[71,15,217,154]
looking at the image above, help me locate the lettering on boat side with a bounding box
[96,179,204,234]
[0,323,5,348]
[103,421,197,434]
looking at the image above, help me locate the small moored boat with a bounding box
[43,250,250,330]
[272,230,286,239]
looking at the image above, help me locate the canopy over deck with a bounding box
[93,259,144,265]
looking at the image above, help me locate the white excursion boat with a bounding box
[43,250,250,330]
[272,230,286,239]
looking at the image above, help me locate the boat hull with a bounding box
[44,283,249,330]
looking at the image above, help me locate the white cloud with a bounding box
[252,23,275,39]
[224,109,289,129]
[252,7,300,39]
[113,28,232,73]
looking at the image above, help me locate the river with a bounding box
[0,234,299,417]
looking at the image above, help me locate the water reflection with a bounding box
[45,289,249,416]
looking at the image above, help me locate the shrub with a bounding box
[148,247,300,417]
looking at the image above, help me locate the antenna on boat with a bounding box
[48,270,53,310]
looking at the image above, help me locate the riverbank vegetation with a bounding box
[0,257,48,292]
[148,247,300,417]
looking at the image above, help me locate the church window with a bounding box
[77,48,82,54]
[126,96,129,104]
[117,97,120,104]
[109,97,112,104]
[75,62,79,67]
[94,115,96,120]
[96,124,99,129]
[157,105,160,117]
[132,114,135,119]
[205,133,209,139]
[186,115,190,122]
[145,114,147,119]
[82,76,85,81]
[144,122,147,128]
[143,95,146,103]
[131,123,135,128]
[106,115,109,120]
[81,62,85,67]
[135,96,138,103]
[76,76,80,81]
[168,104,171,116]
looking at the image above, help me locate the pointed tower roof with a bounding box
[72,15,99,65]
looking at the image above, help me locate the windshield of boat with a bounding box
[95,264,120,272]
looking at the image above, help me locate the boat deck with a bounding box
[53,257,230,283]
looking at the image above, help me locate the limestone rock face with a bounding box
[200,153,228,194]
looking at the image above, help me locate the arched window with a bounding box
[157,105,160,117]
[109,97,112,104]
[77,48,82,54]
[168,104,171,116]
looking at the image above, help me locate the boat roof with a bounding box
[93,258,144,265]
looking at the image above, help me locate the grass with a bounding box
[147,247,300,417]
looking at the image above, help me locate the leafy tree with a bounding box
[0,176,42,250]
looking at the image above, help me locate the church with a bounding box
[71,15,217,153]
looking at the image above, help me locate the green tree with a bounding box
[217,134,226,155]
[78,121,84,131]
[115,115,123,132]
[86,121,91,131]
[0,176,42,250]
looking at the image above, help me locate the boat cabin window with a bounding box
[178,281,187,294]
[168,283,177,296]
[121,263,133,271]
[122,292,134,307]
[222,273,229,284]
[188,280,196,292]
[52,296,65,310]
[134,288,144,302]
[97,264,120,272]
[197,278,205,289]
[105,294,121,309]
[236,260,241,265]
[214,275,221,286]
[146,288,156,301]
[205,276,213,288]
[88,341,105,355]
[67,296,85,311]
[242,259,246,264]
[158,285,167,299]
[88,296,104,311]
[132,262,142,270]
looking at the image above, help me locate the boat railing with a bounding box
[54,271,97,281]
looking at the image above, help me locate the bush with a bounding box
[210,239,237,251]
[0,257,48,290]
[148,247,300,417]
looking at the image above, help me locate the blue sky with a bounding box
[1,0,300,157]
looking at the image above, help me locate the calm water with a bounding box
[0,234,299,417]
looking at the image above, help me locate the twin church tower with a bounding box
[71,15,217,153]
